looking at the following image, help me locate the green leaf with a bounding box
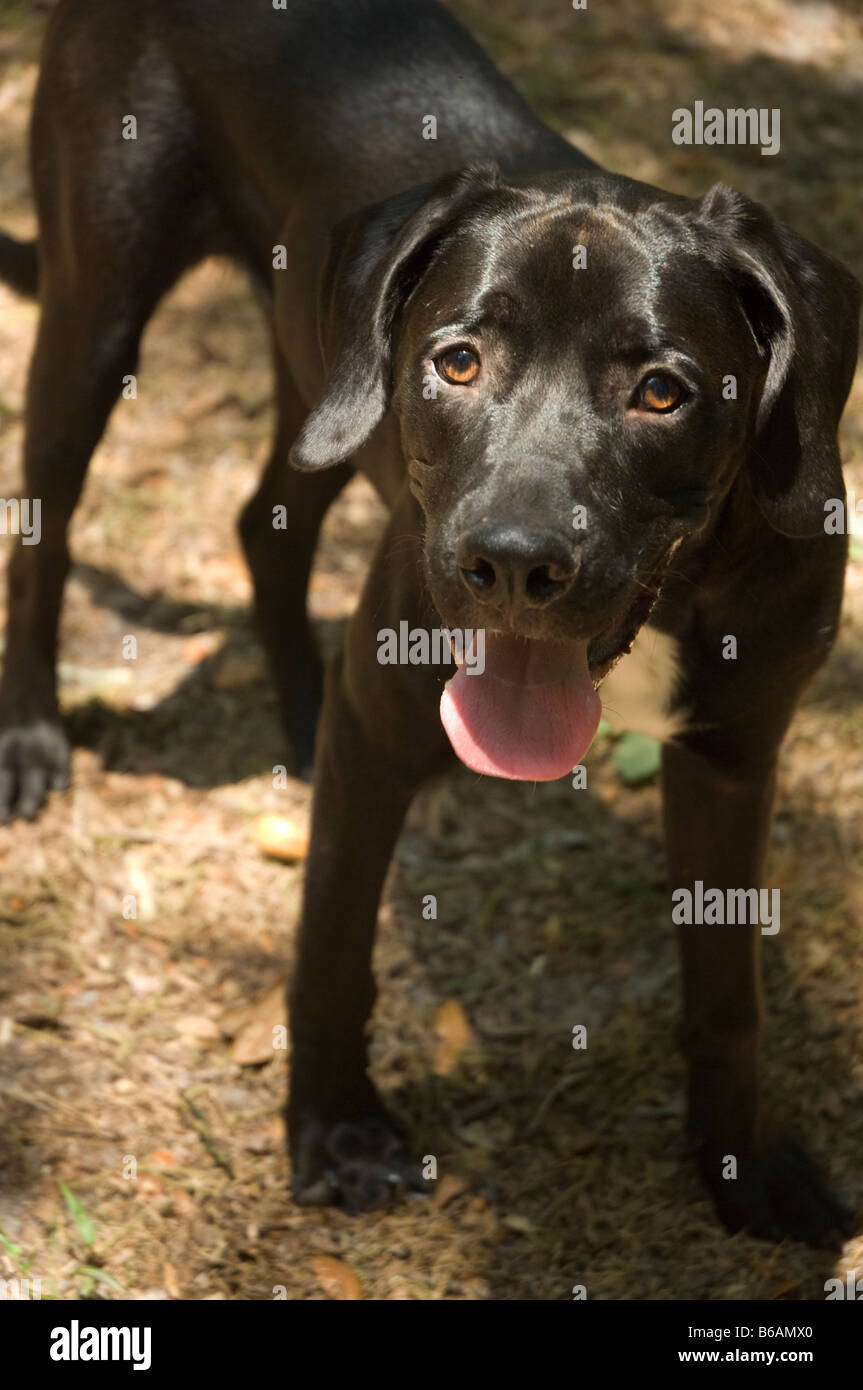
[0,1228,21,1260]
[79,1266,124,1292]
[595,717,614,741]
[612,731,661,785]
[59,1182,96,1247]
[849,537,863,563]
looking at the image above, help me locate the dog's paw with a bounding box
[289,1109,432,1214]
[0,716,70,822]
[702,1134,850,1248]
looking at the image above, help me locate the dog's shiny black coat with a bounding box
[0,0,859,1244]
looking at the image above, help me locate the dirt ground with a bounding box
[1,0,862,1301]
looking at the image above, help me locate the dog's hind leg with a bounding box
[0,74,223,819]
[239,352,350,778]
[0,259,165,819]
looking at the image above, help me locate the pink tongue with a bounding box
[440,634,601,781]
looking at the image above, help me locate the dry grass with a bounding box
[0,0,861,1300]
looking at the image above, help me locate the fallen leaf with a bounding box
[163,1262,181,1299]
[246,1114,286,1152]
[174,1015,221,1043]
[213,651,266,690]
[125,852,156,922]
[181,633,220,666]
[433,1000,475,1076]
[310,1255,363,1300]
[171,1191,195,1218]
[149,1150,177,1168]
[434,1174,468,1208]
[124,970,161,997]
[228,983,287,1065]
[252,813,309,863]
[502,1213,537,1236]
[768,1278,802,1299]
[221,978,287,1037]
[458,1277,491,1299]
[136,1176,168,1200]
[457,1117,513,1149]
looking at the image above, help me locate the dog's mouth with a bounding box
[439,554,672,782]
[585,557,670,686]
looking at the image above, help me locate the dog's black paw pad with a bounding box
[705,1135,851,1248]
[0,718,70,823]
[290,1112,432,1214]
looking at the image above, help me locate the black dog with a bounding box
[0,0,859,1245]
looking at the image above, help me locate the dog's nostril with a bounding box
[525,563,569,603]
[456,527,579,609]
[459,558,496,594]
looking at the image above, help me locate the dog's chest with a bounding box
[598,627,687,742]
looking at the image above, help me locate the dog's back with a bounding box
[9,0,583,293]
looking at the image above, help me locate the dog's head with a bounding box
[290,163,860,780]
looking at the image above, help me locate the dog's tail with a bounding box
[0,232,38,298]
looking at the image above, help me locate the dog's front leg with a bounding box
[662,739,848,1246]
[287,489,452,1213]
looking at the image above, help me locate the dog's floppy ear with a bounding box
[695,184,860,538]
[289,162,502,471]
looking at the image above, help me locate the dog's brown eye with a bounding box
[436,346,480,385]
[638,374,683,412]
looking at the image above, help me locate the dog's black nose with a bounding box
[456,523,579,611]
